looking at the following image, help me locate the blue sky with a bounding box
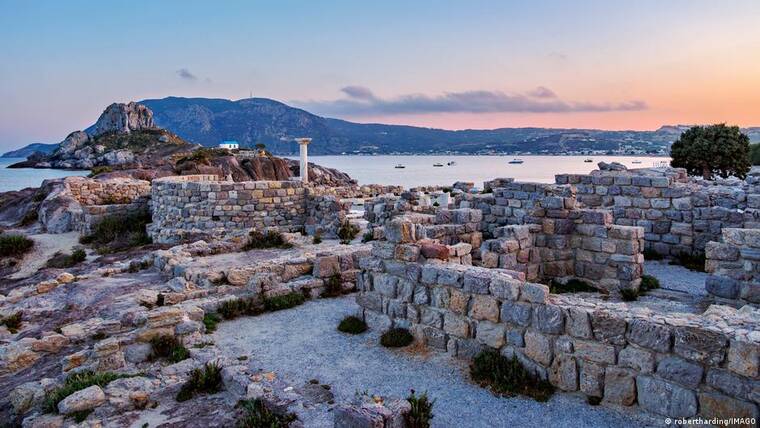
[1,0,759,150]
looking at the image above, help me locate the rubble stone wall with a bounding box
[357,228,760,421]
[66,176,151,206]
[705,228,760,304]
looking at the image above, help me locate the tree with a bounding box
[750,143,760,166]
[670,124,750,180]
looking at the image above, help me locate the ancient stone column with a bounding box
[295,138,312,183]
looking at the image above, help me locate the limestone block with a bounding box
[636,376,698,418]
[524,330,552,366]
[549,354,578,391]
[618,346,655,373]
[476,321,506,348]
[627,319,672,352]
[57,385,106,415]
[674,326,727,366]
[532,304,564,335]
[579,362,605,397]
[469,295,500,322]
[604,367,636,406]
[727,340,759,378]
[656,356,704,389]
[698,392,758,427]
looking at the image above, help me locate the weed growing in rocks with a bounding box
[203,313,221,333]
[19,209,38,227]
[620,288,639,302]
[263,292,305,312]
[88,166,112,177]
[236,398,297,427]
[337,316,367,334]
[91,332,106,341]
[643,248,664,261]
[72,409,94,422]
[243,229,293,250]
[337,220,360,244]
[150,335,190,363]
[548,278,597,294]
[45,371,137,413]
[1,311,23,333]
[405,390,435,428]
[361,231,374,243]
[79,210,152,254]
[470,349,554,402]
[46,248,87,269]
[176,361,223,402]
[312,233,323,244]
[671,251,706,272]
[640,274,660,291]
[0,234,34,258]
[156,293,165,307]
[218,297,262,320]
[380,327,414,348]
[586,395,602,406]
[321,274,344,298]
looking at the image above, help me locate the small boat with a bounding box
[508,159,524,164]
[394,164,406,169]
[433,163,444,167]
[584,158,593,163]
[631,160,642,164]
[447,161,457,166]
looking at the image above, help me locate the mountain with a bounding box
[2,143,59,158]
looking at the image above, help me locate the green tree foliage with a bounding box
[750,143,760,165]
[670,124,750,179]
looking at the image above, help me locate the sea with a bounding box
[0,155,669,192]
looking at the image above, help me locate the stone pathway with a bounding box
[213,296,661,428]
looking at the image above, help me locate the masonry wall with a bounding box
[356,226,760,422]
[705,228,760,304]
[66,176,151,205]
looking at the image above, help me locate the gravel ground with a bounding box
[213,296,661,428]
[644,260,708,296]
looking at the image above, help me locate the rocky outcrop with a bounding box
[90,102,155,136]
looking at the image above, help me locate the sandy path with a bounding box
[9,231,80,279]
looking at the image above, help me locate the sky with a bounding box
[1,0,760,150]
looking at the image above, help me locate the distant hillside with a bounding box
[2,143,59,158]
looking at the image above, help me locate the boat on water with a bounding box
[584,158,593,163]
[631,160,642,164]
[394,164,406,169]
[508,159,524,164]
[447,161,457,166]
[433,163,444,167]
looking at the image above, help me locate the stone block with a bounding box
[699,393,758,427]
[591,311,627,346]
[524,330,552,366]
[476,321,506,348]
[728,340,759,378]
[674,326,727,366]
[618,346,655,373]
[573,339,616,365]
[372,273,398,297]
[443,313,470,338]
[636,376,698,418]
[627,318,672,352]
[579,362,605,397]
[489,276,521,301]
[313,255,341,278]
[532,304,564,335]
[565,307,592,339]
[549,354,578,391]
[57,385,106,415]
[463,270,491,294]
[706,275,740,299]
[501,301,532,327]
[706,369,752,401]
[604,367,636,406]
[469,295,500,322]
[420,307,443,329]
[656,356,704,389]
[394,244,420,262]
[521,283,549,303]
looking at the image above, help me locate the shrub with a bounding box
[218,297,262,320]
[88,166,112,177]
[337,316,367,334]
[236,398,297,427]
[337,220,360,244]
[361,231,374,243]
[380,327,414,348]
[176,361,224,402]
[405,390,434,428]
[46,248,87,269]
[263,292,305,312]
[45,371,136,413]
[156,293,165,307]
[79,210,151,253]
[470,349,554,402]
[150,335,190,363]
[1,311,23,333]
[0,234,34,258]
[620,289,639,302]
[203,313,221,333]
[243,229,292,250]
[642,248,664,261]
[321,274,344,298]
[671,251,706,272]
[19,209,38,227]
[548,278,596,294]
[670,124,750,179]
[640,274,661,291]
[312,233,322,244]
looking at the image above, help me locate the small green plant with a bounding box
[361,231,374,243]
[243,229,293,250]
[312,233,323,244]
[337,316,367,334]
[150,335,190,363]
[643,248,664,261]
[470,349,554,402]
[0,234,34,258]
[321,274,344,298]
[671,252,706,272]
[380,327,414,348]
[72,409,93,422]
[548,278,597,294]
[263,292,305,312]
[88,166,113,177]
[1,311,23,333]
[79,210,151,254]
[91,331,106,341]
[217,297,262,320]
[44,371,137,413]
[620,288,639,302]
[236,398,297,427]
[46,248,87,269]
[33,190,49,202]
[156,293,165,307]
[176,361,223,402]
[405,390,435,428]
[337,220,360,244]
[640,274,660,292]
[19,209,38,226]
[203,313,221,333]
[586,395,602,406]
[193,341,214,349]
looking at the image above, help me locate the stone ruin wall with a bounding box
[356,218,760,421]
[705,228,760,304]
[556,169,760,257]
[66,176,151,206]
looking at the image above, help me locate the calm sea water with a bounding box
[304,155,670,188]
[0,158,88,192]
[0,155,669,192]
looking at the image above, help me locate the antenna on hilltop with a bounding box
[250,90,253,99]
